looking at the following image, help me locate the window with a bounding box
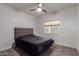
[44,20,60,33]
[44,26,51,33]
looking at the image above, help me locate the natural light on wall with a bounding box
[44,21,60,26]
[44,20,60,33]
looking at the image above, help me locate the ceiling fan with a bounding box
[29,3,47,13]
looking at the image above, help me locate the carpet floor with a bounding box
[0,44,78,56]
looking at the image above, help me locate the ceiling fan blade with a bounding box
[42,9,47,13]
[30,8,36,11]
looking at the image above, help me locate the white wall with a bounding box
[0,4,38,51]
[37,5,78,48]
[77,3,79,53]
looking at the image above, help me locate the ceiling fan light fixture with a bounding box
[29,3,47,13]
[38,3,42,7]
[36,8,42,12]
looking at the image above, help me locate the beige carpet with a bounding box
[0,44,78,56]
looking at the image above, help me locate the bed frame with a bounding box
[14,28,33,39]
[14,28,54,55]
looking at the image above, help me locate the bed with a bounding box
[14,28,54,55]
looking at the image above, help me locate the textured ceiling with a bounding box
[5,3,77,16]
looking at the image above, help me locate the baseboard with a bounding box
[55,42,77,49]
[0,47,11,51]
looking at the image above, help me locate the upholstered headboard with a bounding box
[14,28,33,39]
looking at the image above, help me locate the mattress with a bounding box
[15,34,54,55]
